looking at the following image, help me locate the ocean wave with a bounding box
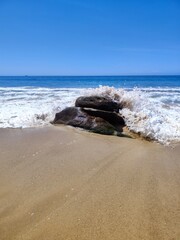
[0,86,180,144]
[87,86,180,144]
[0,87,85,128]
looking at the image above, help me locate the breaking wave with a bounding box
[0,86,180,145]
[87,86,180,144]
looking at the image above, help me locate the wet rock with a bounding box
[75,96,121,112]
[52,107,120,135]
[83,108,125,132]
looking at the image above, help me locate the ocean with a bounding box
[0,75,180,144]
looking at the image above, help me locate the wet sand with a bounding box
[0,126,180,240]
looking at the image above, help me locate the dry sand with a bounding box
[0,126,179,240]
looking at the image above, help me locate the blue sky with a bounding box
[0,0,179,75]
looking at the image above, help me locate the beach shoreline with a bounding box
[0,126,180,240]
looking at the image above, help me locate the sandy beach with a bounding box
[0,126,179,240]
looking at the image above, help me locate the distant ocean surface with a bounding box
[0,76,180,144]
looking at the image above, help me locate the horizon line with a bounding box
[0,74,180,77]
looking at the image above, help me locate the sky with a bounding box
[0,0,180,75]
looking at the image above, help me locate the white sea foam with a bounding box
[87,86,180,144]
[0,86,180,144]
[0,87,84,128]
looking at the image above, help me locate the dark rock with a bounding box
[75,96,121,112]
[83,108,125,132]
[52,107,122,135]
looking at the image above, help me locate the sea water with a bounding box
[0,76,180,144]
